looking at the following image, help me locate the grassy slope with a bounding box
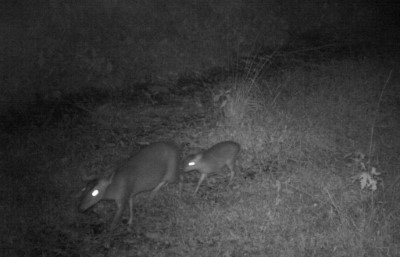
[1,57,400,256]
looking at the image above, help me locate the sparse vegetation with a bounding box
[1,1,400,257]
[2,53,400,256]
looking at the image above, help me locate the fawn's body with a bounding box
[184,141,240,195]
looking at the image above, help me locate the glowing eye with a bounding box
[92,189,99,197]
[188,161,195,166]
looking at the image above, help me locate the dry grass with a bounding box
[1,57,400,256]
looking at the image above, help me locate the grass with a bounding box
[1,54,400,256]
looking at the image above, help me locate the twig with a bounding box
[368,69,393,164]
